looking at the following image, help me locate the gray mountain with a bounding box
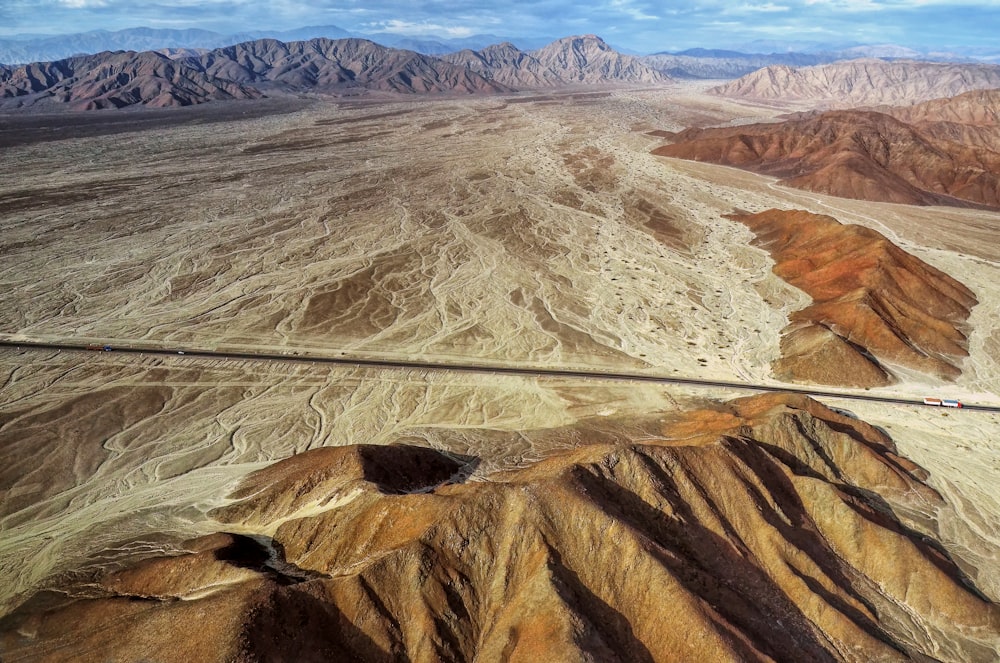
[529,35,669,84]
[441,42,564,87]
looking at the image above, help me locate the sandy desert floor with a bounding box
[2,84,1000,616]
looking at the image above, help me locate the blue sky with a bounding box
[2,0,998,52]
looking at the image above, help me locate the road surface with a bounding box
[2,339,998,413]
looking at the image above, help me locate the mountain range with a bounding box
[0,35,667,110]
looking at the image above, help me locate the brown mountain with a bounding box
[0,50,259,110]
[710,59,1000,107]
[653,109,1000,209]
[724,209,977,386]
[530,34,669,85]
[2,394,997,661]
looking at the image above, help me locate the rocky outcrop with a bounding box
[709,59,1000,107]
[725,209,977,386]
[654,109,1000,209]
[2,394,997,661]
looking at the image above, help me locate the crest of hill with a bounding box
[710,59,1000,107]
[724,209,976,387]
[2,394,996,661]
[653,108,1000,209]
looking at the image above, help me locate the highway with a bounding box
[3,339,999,413]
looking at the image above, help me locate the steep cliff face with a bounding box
[3,394,997,662]
[725,209,977,387]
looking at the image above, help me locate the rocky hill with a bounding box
[1,394,997,661]
[653,108,1000,209]
[724,209,977,387]
[710,59,1000,107]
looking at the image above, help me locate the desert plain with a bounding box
[3,82,1000,658]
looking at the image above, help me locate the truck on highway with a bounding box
[923,397,963,408]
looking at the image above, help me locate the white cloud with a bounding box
[370,19,475,38]
[59,0,108,7]
[610,0,658,21]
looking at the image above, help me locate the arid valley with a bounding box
[4,45,1000,660]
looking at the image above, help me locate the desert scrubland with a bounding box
[2,84,1000,658]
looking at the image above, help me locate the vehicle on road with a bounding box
[923,397,963,408]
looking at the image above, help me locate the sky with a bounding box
[2,0,999,53]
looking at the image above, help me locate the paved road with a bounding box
[3,339,998,413]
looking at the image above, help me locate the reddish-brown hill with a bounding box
[654,109,1000,209]
[879,88,1000,153]
[725,209,977,386]
[2,394,997,661]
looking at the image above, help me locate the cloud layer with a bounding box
[3,0,998,52]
